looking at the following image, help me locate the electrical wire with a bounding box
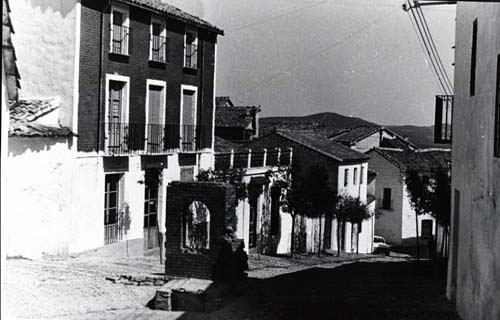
[235,7,400,99]
[416,4,454,92]
[407,1,449,95]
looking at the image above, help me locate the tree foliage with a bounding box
[405,169,451,227]
[197,168,248,201]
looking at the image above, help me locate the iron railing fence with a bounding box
[110,24,131,55]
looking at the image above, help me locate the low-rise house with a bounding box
[331,125,417,153]
[213,136,293,254]
[215,96,260,142]
[367,148,450,247]
[242,130,376,254]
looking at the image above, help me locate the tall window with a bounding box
[382,188,392,210]
[104,174,123,245]
[495,55,500,158]
[150,18,167,62]
[421,219,433,239]
[470,19,478,96]
[184,29,198,69]
[353,168,358,185]
[360,166,364,184]
[181,86,197,151]
[344,169,349,187]
[110,6,130,55]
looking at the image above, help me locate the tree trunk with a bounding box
[317,215,322,257]
[290,214,296,258]
[415,211,420,261]
[356,223,360,255]
[337,219,341,257]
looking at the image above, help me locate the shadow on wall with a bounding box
[8,137,72,157]
[28,0,75,18]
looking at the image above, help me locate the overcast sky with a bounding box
[168,0,456,126]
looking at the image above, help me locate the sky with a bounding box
[168,0,456,126]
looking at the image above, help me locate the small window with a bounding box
[353,168,358,185]
[470,19,478,96]
[110,6,130,55]
[360,166,364,184]
[382,188,392,210]
[184,29,198,69]
[495,55,500,158]
[180,167,195,181]
[183,201,210,251]
[344,169,349,187]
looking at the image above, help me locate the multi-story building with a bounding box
[6,0,223,257]
[444,2,500,319]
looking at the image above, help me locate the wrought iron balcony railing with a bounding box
[184,43,198,69]
[434,95,453,144]
[110,24,131,55]
[151,34,168,63]
[102,123,209,155]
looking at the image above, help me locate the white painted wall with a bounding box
[401,184,435,246]
[9,0,78,129]
[337,162,368,202]
[5,138,74,258]
[447,4,500,320]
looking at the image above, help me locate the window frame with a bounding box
[150,15,167,62]
[184,27,198,69]
[110,4,130,55]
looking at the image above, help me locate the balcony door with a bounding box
[181,86,197,151]
[106,75,129,154]
[146,82,166,153]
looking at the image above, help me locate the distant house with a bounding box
[243,130,376,254]
[366,148,450,246]
[331,126,417,153]
[215,96,260,142]
[213,136,293,254]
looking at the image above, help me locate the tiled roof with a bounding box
[214,136,242,153]
[9,98,60,122]
[275,130,369,163]
[122,0,224,34]
[9,98,73,137]
[370,148,450,173]
[331,126,381,144]
[215,106,257,128]
[215,96,233,107]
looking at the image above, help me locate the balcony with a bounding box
[184,43,198,69]
[110,24,131,55]
[434,95,453,144]
[102,123,208,155]
[151,34,168,63]
[214,147,293,171]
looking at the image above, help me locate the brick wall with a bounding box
[164,181,237,279]
[78,0,218,152]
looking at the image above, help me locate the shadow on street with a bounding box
[177,260,460,320]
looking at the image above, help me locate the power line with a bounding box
[235,7,400,99]
[416,4,454,91]
[407,1,449,95]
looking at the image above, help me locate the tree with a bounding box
[405,168,451,259]
[335,195,371,256]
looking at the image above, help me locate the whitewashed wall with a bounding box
[9,0,78,129]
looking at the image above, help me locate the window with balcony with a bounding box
[434,95,453,144]
[495,55,500,158]
[105,74,133,155]
[145,80,166,153]
[184,29,198,69]
[180,85,198,151]
[150,18,168,63]
[110,6,130,55]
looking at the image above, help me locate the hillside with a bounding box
[260,112,376,136]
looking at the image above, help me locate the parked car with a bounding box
[373,236,391,255]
